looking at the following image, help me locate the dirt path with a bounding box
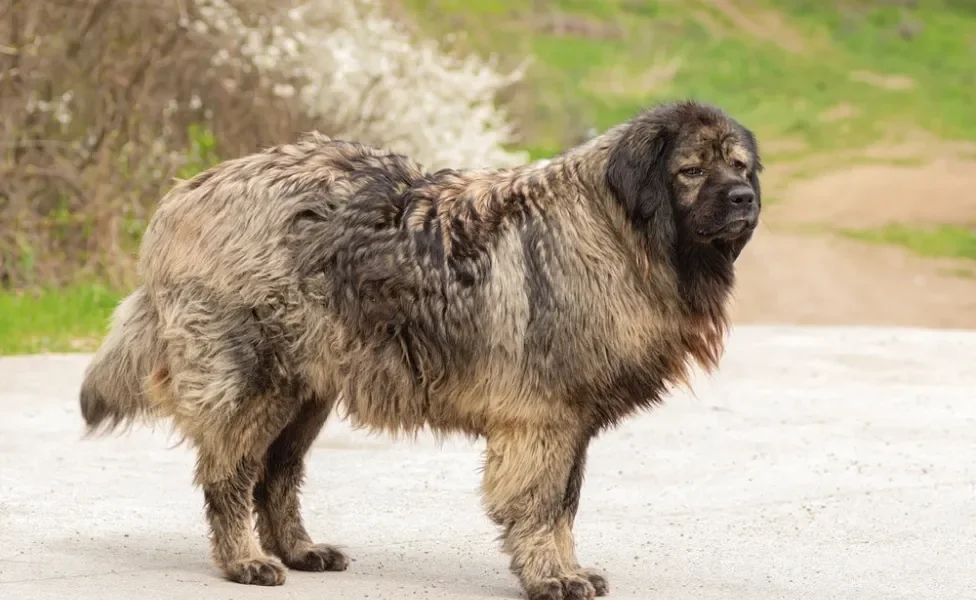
[731,150,976,330]
[770,156,976,228]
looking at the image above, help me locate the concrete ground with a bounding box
[1,325,974,600]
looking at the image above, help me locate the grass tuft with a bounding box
[0,285,122,355]
[840,224,976,261]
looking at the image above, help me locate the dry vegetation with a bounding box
[0,0,528,290]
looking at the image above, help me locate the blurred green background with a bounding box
[2,0,975,353]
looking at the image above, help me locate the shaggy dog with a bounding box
[79,100,762,600]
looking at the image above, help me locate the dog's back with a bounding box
[141,134,425,301]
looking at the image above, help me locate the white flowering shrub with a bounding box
[194,0,529,170]
[0,0,529,289]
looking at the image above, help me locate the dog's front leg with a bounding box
[481,424,597,600]
[554,441,609,596]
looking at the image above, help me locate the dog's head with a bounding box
[605,101,762,260]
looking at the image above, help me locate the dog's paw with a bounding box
[225,557,287,586]
[527,575,596,600]
[283,544,350,572]
[579,568,609,596]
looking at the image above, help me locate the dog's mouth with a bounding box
[697,214,758,242]
[719,216,757,237]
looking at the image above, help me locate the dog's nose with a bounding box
[728,187,755,205]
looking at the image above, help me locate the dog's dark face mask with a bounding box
[606,102,763,262]
[670,128,761,252]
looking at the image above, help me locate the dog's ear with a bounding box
[606,123,676,251]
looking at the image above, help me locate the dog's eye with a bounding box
[680,167,705,178]
[732,160,748,172]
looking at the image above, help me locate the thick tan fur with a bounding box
[79,101,762,600]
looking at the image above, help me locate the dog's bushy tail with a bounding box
[79,286,163,435]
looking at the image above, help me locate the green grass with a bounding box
[401,0,976,160]
[841,224,976,261]
[0,285,121,355]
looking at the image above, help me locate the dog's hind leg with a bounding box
[197,449,286,585]
[253,393,349,572]
[482,424,596,600]
[554,441,609,596]
[187,387,304,586]
[159,299,303,586]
